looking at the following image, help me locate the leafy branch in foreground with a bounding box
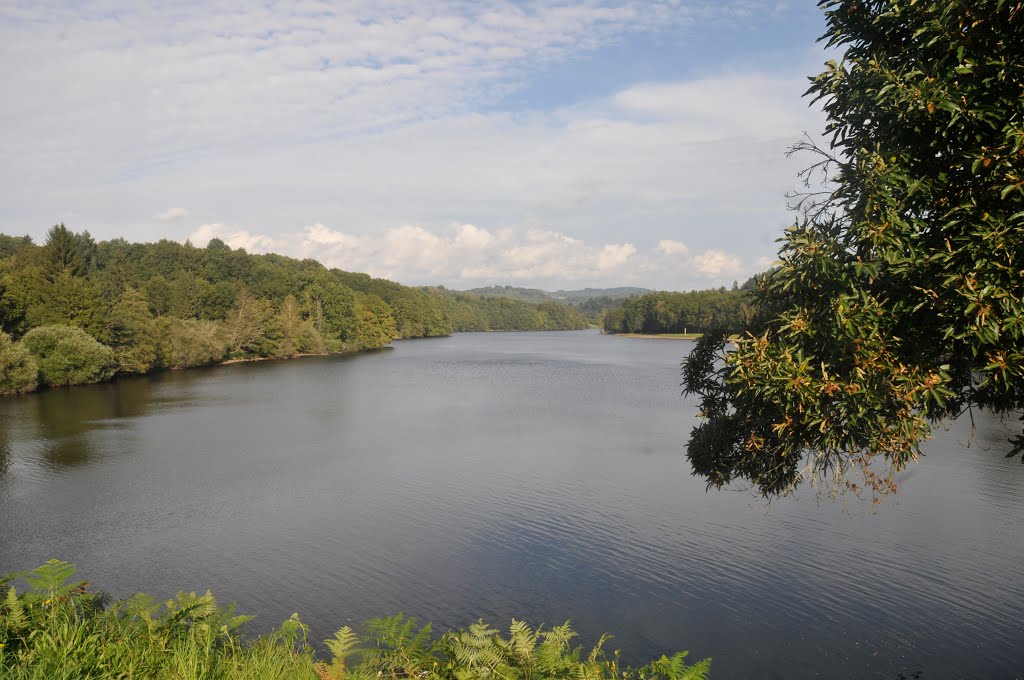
[683,0,1024,500]
[1,560,711,680]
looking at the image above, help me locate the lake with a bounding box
[1,330,1022,679]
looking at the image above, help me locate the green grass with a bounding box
[1,560,711,680]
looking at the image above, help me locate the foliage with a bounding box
[107,287,158,373]
[460,286,648,323]
[19,324,117,387]
[0,561,711,680]
[150,317,227,370]
[0,331,37,395]
[354,294,399,350]
[682,0,1024,499]
[603,285,754,336]
[429,288,590,332]
[224,290,278,358]
[0,235,32,260]
[0,227,592,396]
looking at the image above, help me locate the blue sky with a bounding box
[0,1,829,290]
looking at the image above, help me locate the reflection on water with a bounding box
[0,376,156,471]
[0,331,1022,680]
[0,420,9,476]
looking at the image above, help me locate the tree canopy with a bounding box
[0,229,588,395]
[601,284,755,336]
[683,0,1024,500]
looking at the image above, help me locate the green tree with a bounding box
[683,0,1024,500]
[0,330,38,395]
[107,288,157,373]
[354,294,398,350]
[150,317,226,369]
[223,289,277,358]
[0,234,32,259]
[25,272,108,339]
[41,223,86,279]
[304,275,359,349]
[20,325,117,387]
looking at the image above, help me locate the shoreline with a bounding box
[220,351,332,365]
[605,332,701,340]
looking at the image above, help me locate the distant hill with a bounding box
[462,285,649,303]
[550,287,650,302]
[462,285,552,303]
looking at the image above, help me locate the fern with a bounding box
[361,612,438,677]
[506,619,539,664]
[325,625,360,661]
[639,652,712,680]
[277,612,311,648]
[4,586,27,630]
[1,561,713,680]
[22,559,84,603]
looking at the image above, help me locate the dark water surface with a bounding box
[2,331,1022,679]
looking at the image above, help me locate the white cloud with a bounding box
[189,222,753,290]
[154,207,188,221]
[0,1,827,290]
[190,223,280,253]
[656,240,689,257]
[691,249,743,277]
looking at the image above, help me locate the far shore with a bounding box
[605,332,701,340]
[220,351,332,365]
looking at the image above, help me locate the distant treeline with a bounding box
[428,288,589,332]
[601,277,760,335]
[463,285,648,320]
[0,226,587,395]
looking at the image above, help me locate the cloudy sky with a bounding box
[1,1,829,290]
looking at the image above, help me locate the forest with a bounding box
[600,277,759,335]
[0,226,588,396]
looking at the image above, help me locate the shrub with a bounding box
[1,561,712,680]
[0,331,37,395]
[19,324,117,387]
[150,317,227,369]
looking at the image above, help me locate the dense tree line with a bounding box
[462,285,649,323]
[426,288,590,332]
[0,226,587,395]
[601,281,757,335]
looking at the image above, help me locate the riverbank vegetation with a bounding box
[0,560,711,680]
[0,228,587,396]
[601,280,759,336]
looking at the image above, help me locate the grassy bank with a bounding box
[1,561,711,680]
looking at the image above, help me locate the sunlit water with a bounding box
[1,330,1022,679]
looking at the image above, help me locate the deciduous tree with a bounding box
[683,0,1024,499]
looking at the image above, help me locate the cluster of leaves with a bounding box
[1,561,710,680]
[603,279,758,336]
[683,0,1024,499]
[0,226,588,396]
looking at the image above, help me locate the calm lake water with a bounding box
[1,330,1022,679]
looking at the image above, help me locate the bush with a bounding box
[1,561,711,680]
[150,317,227,369]
[0,331,37,395]
[19,325,117,387]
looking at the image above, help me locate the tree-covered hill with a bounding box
[463,285,650,303]
[601,278,760,336]
[462,285,553,303]
[463,285,651,322]
[0,227,588,396]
